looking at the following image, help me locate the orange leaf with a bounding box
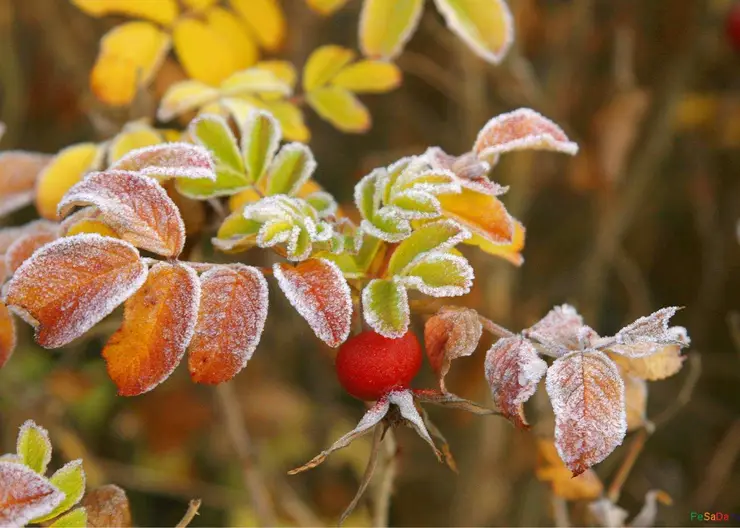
[3,234,148,348]
[0,303,15,369]
[424,307,482,392]
[0,220,60,281]
[4,230,58,276]
[468,218,525,265]
[59,171,186,258]
[189,265,268,384]
[438,187,514,245]
[109,143,215,181]
[546,351,626,476]
[0,151,51,216]
[81,485,132,528]
[273,259,352,347]
[103,262,200,396]
[536,439,604,501]
[0,461,65,526]
[485,336,547,428]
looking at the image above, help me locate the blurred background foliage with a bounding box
[1,0,739,526]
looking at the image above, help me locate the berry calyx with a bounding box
[335,330,423,401]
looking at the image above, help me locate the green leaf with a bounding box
[354,233,383,271]
[398,253,474,297]
[319,253,364,278]
[386,220,470,276]
[382,157,413,202]
[17,420,52,474]
[49,508,87,528]
[214,210,262,252]
[242,110,281,184]
[388,190,441,219]
[265,143,316,196]
[362,210,411,242]
[304,191,337,217]
[175,166,250,199]
[362,279,409,338]
[189,114,244,174]
[256,220,293,246]
[306,86,371,133]
[354,169,384,220]
[32,460,86,523]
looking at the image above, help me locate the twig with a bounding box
[339,425,383,526]
[372,429,398,528]
[477,315,516,339]
[175,499,202,528]
[215,383,277,527]
[606,428,649,503]
[693,419,740,509]
[551,495,571,528]
[651,352,702,428]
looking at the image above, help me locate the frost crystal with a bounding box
[110,142,216,181]
[0,461,65,526]
[388,390,441,459]
[398,253,474,297]
[612,307,682,349]
[525,304,594,357]
[424,307,483,391]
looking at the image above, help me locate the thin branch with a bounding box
[477,315,516,339]
[551,495,571,528]
[175,499,202,528]
[372,428,397,528]
[339,425,383,526]
[651,352,702,428]
[606,428,649,503]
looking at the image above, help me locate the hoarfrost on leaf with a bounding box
[388,390,441,460]
[397,252,474,297]
[424,307,483,392]
[609,307,686,357]
[0,461,65,526]
[525,304,593,357]
[17,420,52,474]
[109,142,216,181]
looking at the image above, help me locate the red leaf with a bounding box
[0,461,65,526]
[545,350,626,476]
[189,265,268,384]
[0,303,15,368]
[273,258,352,347]
[3,234,148,348]
[484,336,547,428]
[103,262,200,396]
[58,171,186,258]
[424,307,482,392]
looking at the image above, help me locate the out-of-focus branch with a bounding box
[175,499,202,528]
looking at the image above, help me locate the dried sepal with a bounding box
[288,397,390,474]
[484,336,547,428]
[3,234,148,348]
[608,307,685,357]
[524,304,594,357]
[273,258,352,347]
[536,439,604,501]
[588,498,629,528]
[109,143,216,181]
[59,171,186,258]
[103,262,200,396]
[337,425,383,527]
[546,350,627,476]
[0,461,65,526]
[388,390,442,461]
[473,108,579,161]
[0,150,51,216]
[81,485,132,528]
[188,265,268,384]
[0,302,15,368]
[424,307,482,392]
[413,389,497,415]
[17,420,52,474]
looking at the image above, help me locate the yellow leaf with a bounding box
[432,0,514,64]
[108,124,163,164]
[468,218,525,266]
[220,69,292,97]
[230,0,286,52]
[307,86,370,133]
[229,188,262,212]
[181,0,219,11]
[536,439,603,501]
[306,0,349,15]
[90,22,171,106]
[360,0,424,59]
[219,97,263,129]
[71,0,179,26]
[205,7,259,70]
[256,60,297,90]
[35,143,103,220]
[65,219,119,238]
[263,100,310,143]
[173,17,251,86]
[303,45,355,92]
[438,187,514,248]
[331,60,402,93]
[158,80,220,122]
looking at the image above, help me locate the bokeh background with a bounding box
[1,0,739,526]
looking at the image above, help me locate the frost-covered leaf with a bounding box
[536,439,604,501]
[273,259,351,347]
[424,307,482,392]
[175,166,250,199]
[303,45,355,91]
[388,390,442,460]
[242,110,281,184]
[266,143,316,196]
[397,253,474,297]
[17,420,52,474]
[425,147,505,195]
[262,99,310,143]
[3,234,148,348]
[110,143,216,182]
[331,61,402,93]
[189,265,268,384]
[49,508,87,528]
[609,345,685,381]
[214,211,261,253]
[5,230,59,276]
[0,151,51,217]
[107,122,164,165]
[469,217,525,266]
[362,279,409,338]
[609,307,684,357]
[386,220,469,276]
[289,397,390,474]
[59,171,186,258]
[189,114,244,174]
[473,108,579,161]
[525,304,595,357]
[485,336,547,428]
[158,80,220,122]
[304,191,337,217]
[35,143,103,220]
[0,461,65,526]
[32,459,86,523]
[623,372,648,432]
[546,350,627,476]
[0,303,15,369]
[360,0,424,59]
[81,485,131,528]
[307,86,371,133]
[103,262,200,396]
[438,187,514,247]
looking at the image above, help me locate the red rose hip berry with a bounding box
[335,330,422,401]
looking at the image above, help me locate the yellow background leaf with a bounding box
[360,0,424,59]
[263,100,310,142]
[331,61,401,93]
[230,0,286,52]
[108,126,163,164]
[307,86,370,133]
[71,0,179,26]
[205,7,259,70]
[157,80,220,122]
[303,45,355,92]
[306,0,349,15]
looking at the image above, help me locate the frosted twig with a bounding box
[175,499,201,528]
[477,315,515,339]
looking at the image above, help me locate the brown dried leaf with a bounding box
[81,484,132,527]
[3,234,148,348]
[0,461,65,526]
[103,262,200,396]
[609,345,685,381]
[189,265,268,384]
[525,304,596,356]
[610,307,683,356]
[545,350,626,476]
[484,336,547,428]
[536,439,604,501]
[0,151,51,216]
[58,171,186,258]
[0,302,16,368]
[424,307,482,391]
